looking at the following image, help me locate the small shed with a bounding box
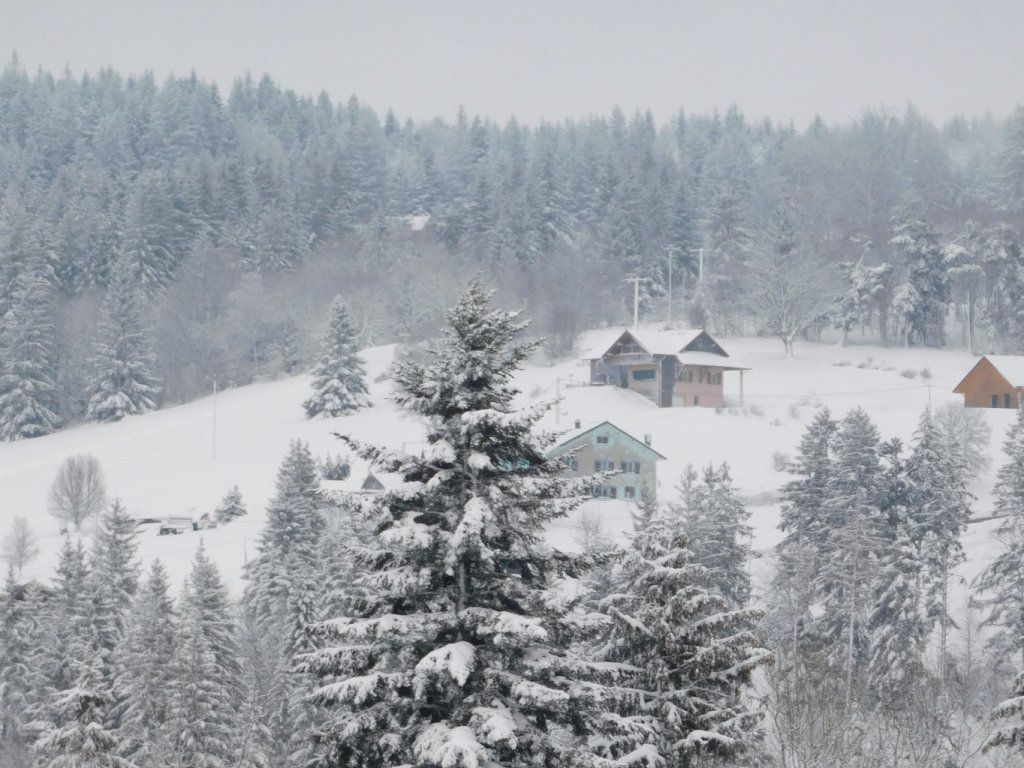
[953,355,1024,409]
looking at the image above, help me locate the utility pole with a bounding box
[630,277,641,329]
[666,245,680,324]
[555,377,561,425]
[212,379,218,463]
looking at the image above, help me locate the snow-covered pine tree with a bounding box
[816,408,885,694]
[112,560,177,767]
[905,408,971,676]
[34,537,93,722]
[242,440,329,768]
[678,462,753,607]
[771,408,837,652]
[89,499,140,680]
[213,484,247,524]
[303,298,369,419]
[0,566,42,764]
[299,280,615,767]
[0,262,62,440]
[890,210,949,347]
[975,407,1024,665]
[866,438,929,708]
[169,544,245,768]
[32,647,135,768]
[983,411,1024,756]
[85,258,161,423]
[597,507,769,765]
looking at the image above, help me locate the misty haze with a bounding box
[2,3,1024,767]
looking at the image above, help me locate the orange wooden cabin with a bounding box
[953,356,1024,409]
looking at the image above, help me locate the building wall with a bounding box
[673,365,725,407]
[551,424,660,500]
[591,359,729,407]
[957,359,1022,408]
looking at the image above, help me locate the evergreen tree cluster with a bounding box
[770,406,973,713]
[4,57,1024,438]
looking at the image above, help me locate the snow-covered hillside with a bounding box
[0,328,1015,599]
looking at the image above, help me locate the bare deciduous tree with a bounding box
[747,248,836,357]
[47,454,107,530]
[1,516,39,575]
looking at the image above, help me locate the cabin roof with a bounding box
[581,327,728,360]
[676,351,750,370]
[954,355,1024,392]
[547,420,667,460]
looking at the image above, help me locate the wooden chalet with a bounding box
[583,328,749,408]
[953,355,1024,409]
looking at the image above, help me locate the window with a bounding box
[594,459,614,472]
[632,369,656,380]
[567,457,578,471]
[1007,393,1013,408]
[624,486,636,499]
[593,484,618,499]
[993,395,1000,408]
[694,396,700,406]
[620,461,640,473]
[596,435,609,444]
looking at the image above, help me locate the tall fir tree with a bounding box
[113,561,177,767]
[597,510,768,766]
[243,440,329,768]
[85,259,161,423]
[89,499,140,681]
[0,263,61,440]
[905,408,971,673]
[169,544,246,768]
[32,647,135,768]
[304,298,369,419]
[35,537,92,724]
[815,408,884,695]
[975,408,1024,665]
[0,567,43,765]
[675,462,753,607]
[866,438,929,708]
[771,408,837,652]
[300,281,619,767]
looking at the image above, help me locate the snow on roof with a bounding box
[547,420,667,460]
[676,351,750,370]
[407,213,430,231]
[580,327,710,359]
[986,355,1024,387]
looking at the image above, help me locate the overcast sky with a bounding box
[2,0,1022,127]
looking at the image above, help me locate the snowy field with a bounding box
[0,327,1015,609]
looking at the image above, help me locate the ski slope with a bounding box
[0,328,1016,603]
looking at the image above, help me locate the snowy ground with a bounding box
[0,328,1015,614]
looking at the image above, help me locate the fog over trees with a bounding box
[1,56,1024,438]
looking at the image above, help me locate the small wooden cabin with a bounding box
[547,420,666,500]
[583,328,749,408]
[953,355,1024,409]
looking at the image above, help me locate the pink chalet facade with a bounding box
[583,328,749,408]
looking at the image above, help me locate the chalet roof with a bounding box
[547,420,667,460]
[581,327,720,359]
[954,355,1024,392]
[676,350,751,370]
